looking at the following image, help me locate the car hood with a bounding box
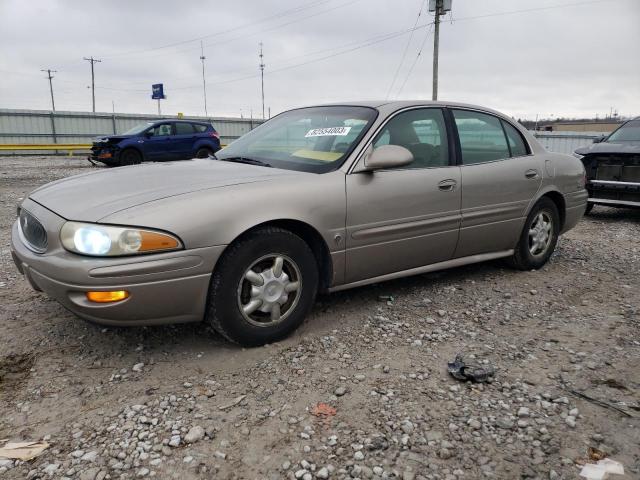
[575,142,640,156]
[93,134,132,144]
[29,159,301,222]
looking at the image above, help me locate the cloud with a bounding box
[1,0,638,120]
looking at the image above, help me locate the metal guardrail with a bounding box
[0,143,91,156]
[0,143,228,156]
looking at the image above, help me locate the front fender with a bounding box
[99,170,347,253]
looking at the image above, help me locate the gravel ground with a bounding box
[0,156,639,480]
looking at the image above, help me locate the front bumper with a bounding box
[90,145,119,165]
[587,179,640,208]
[10,199,226,326]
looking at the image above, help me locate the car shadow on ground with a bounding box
[587,207,640,222]
[45,258,511,358]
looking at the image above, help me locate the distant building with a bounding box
[538,121,622,133]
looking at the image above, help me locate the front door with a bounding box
[142,122,175,161]
[450,109,543,258]
[345,107,461,283]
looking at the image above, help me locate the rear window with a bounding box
[452,110,510,164]
[193,124,209,133]
[502,121,529,157]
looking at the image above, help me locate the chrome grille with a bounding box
[19,209,48,253]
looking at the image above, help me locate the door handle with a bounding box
[438,179,457,191]
[525,169,539,179]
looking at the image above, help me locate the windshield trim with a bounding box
[217,105,379,174]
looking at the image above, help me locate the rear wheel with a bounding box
[508,197,560,270]
[119,149,142,166]
[206,227,319,347]
[195,147,213,158]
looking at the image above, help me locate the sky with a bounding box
[1,0,639,121]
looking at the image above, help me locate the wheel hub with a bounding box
[252,269,290,312]
[238,255,301,326]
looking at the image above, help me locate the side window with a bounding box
[193,124,208,133]
[501,121,529,157]
[175,123,195,135]
[372,108,449,169]
[149,123,173,137]
[452,110,510,164]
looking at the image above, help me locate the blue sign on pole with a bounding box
[151,84,165,100]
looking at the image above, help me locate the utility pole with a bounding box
[429,0,451,101]
[83,56,102,112]
[41,68,57,111]
[259,42,265,119]
[200,41,208,117]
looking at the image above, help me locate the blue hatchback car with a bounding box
[90,120,221,167]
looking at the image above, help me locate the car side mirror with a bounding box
[362,145,414,171]
[592,135,605,143]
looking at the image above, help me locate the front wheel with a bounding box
[206,227,319,347]
[119,149,142,166]
[508,197,560,270]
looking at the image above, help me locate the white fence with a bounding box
[0,108,264,154]
[532,131,604,154]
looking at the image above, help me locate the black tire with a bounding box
[508,197,560,270]
[206,227,319,347]
[119,149,142,166]
[585,202,594,215]
[195,147,213,159]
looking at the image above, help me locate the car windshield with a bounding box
[122,122,155,135]
[217,106,377,173]
[607,119,640,143]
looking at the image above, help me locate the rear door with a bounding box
[345,107,461,283]
[172,122,197,159]
[451,109,542,257]
[142,122,174,161]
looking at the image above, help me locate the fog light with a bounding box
[86,290,129,303]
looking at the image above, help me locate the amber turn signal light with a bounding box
[139,231,180,252]
[86,290,129,303]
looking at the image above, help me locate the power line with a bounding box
[99,0,334,59]
[395,23,434,98]
[99,0,361,67]
[449,0,615,23]
[40,68,57,111]
[385,0,426,100]
[83,56,102,112]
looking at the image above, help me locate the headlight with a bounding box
[60,222,182,256]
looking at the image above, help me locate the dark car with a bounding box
[574,117,640,214]
[90,120,221,167]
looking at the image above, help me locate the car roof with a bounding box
[299,100,516,123]
[155,119,210,124]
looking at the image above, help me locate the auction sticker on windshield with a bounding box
[305,126,352,137]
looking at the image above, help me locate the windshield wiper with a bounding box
[217,156,272,168]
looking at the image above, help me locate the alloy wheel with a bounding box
[528,212,553,256]
[237,254,302,327]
